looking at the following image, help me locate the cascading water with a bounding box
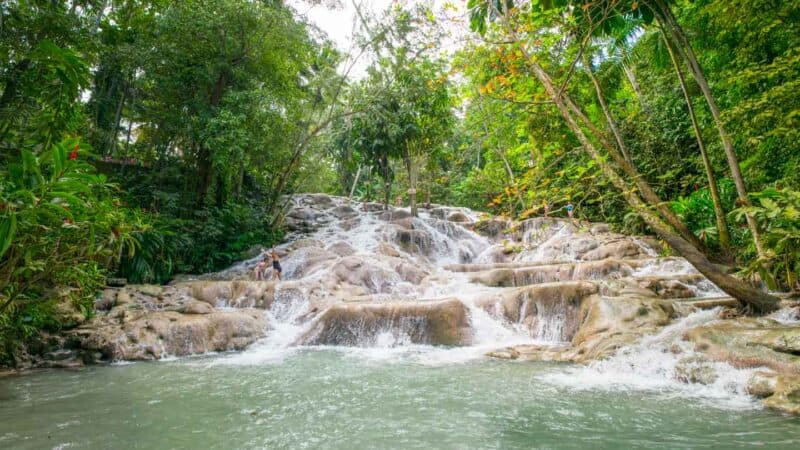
[538,308,760,409]
[5,194,799,449]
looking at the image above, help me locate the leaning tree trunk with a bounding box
[652,0,765,258]
[563,61,706,252]
[493,5,779,313]
[582,52,632,163]
[623,63,649,113]
[661,29,731,253]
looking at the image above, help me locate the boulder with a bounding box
[581,240,646,261]
[674,355,719,385]
[298,299,471,346]
[333,256,399,294]
[447,211,470,223]
[747,371,779,398]
[685,318,800,374]
[327,241,356,257]
[379,209,413,221]
[72,309,268,361]
[331,205,358,219]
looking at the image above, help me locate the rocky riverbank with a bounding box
[6,193,799,414]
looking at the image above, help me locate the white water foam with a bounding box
[538,308,759,410]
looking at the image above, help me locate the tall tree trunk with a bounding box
[108,87,126,155]
[349,165,362,201]
[651,0,765,258]
[493,4,779,313]
[661,29,731,253]
[403,146,418,217]
[622,63,648,113]
[582,52,632,163]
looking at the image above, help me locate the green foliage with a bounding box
[734,188,800,293]
[0,138,136,363]
[670,179,737,247]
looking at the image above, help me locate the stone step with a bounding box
[674,296,738,309]
[445,256,686,273]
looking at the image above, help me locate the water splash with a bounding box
[538,308,759,410]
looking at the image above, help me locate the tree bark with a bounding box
[108,87,127,155]
[622,63,649,113]
[651,0,765,258]
[349,165,362,201]
[493,4,779,313]
[403,145,418,217]
[661,29,731,253]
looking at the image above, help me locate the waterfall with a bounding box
[203,193,735,382]
[538,308,759,409]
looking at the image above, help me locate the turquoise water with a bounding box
[1,349,799,449]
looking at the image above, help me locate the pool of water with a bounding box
[1,349,799,449]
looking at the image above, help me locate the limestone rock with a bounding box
[447,211,470,223]
[298,299,471,346]
[674,355,719,385]
[747,371,778,398]
[73,309,268,361]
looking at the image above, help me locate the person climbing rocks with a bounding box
[271,247,282,281]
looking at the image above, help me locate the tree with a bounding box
[467,0,780,312]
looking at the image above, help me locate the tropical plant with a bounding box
[734,189,800,294]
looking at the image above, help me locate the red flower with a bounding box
[68,144,80,160]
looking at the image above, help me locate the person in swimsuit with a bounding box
[271,248,282,281]
[566,202,575,220]
[254,260,267,281]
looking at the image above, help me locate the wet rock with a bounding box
[73,309,268,361]
[447,212,470,223]
[637,276,704,299]
[763,374,800,415]
[361,202,385,212]
[327,241,356,257]
[298,299,471,346]
[331,205,358,219]
[478,282,599,342]
[333,256,399,294]
[393,261,427,284]
[377,242,401,258]
[394,229,432,254]
[95,289,118,311]
[106,278,127,287]
[747,371,779,398]
[177,301,214,315]
[581,240,645,261]
[305,194,335,208]
[674,355,719,385]
[475,218,510,238]
[685,318,800,374]
[379,209,413,221]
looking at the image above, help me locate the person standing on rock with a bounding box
[566,202,575,221]
[271,248,282,281]
[254,260,267,281]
